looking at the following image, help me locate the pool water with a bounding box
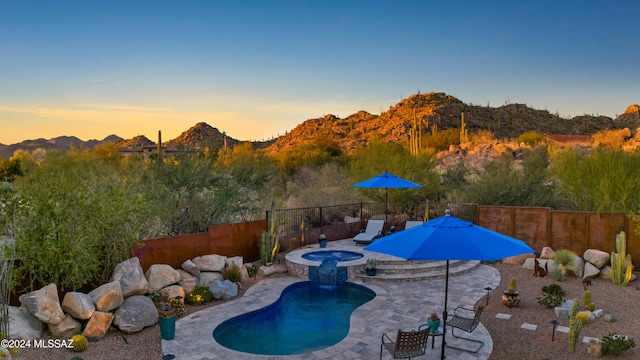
[212,281,375,355]
[301,250,364,262]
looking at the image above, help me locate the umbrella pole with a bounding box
[440,260,449,360]
[385,188,388,221]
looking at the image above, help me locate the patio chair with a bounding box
[404,220,423,230]
[380,328,430,359]
[446,305,485,353]
[353,219,385,245]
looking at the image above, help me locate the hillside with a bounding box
[266,92,640,153]
[2,92,638,158]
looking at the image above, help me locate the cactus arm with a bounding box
[623,254,633,286]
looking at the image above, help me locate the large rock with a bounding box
[209,280,238,300]
[193,254,226,272]
[145,264,180,293]
[569,256,585,277]
[48,314,82,339]
[8,306,44,340]
[19,283,65,325]
[159,285,186,303]
[583,249,610,269]
[181,259,200,277]
[502,253,535,265]
[258,264,288,277]
[110,257,149,297]
[226,256,249,281]
[540,247,556,260]
[197,272,223,288]
[177,269,197,294]
[600,265,612,280]
[113,295,158,334]
[82,311,114,341]
[88,281,123,312]
[62,292,95,320]
[583,262,601,279]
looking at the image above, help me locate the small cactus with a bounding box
[576,311,590,324]
[71,334,89,352]
[507,278,517,294]
[568,300,583,353]
[583,290,596,312]
[603,313,616,322]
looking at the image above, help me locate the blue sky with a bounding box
[1,1,638,144]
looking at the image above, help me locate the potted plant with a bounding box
[319,234,327,248]
[365,258,378,276]
[426,312,441,333]
[501,277,521,307]
[153,293,177,340]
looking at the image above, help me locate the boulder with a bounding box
[88,281,124,312]
[583,249,610,269]
[193,254,226,272]
[145,264,180,293]
[258,264,288,277]
[540,247,556,260]
[177,269,197,294]
[569,257,585,277]
[159,285,186,303]
[48,314,82,339]
[522,258,556,273]
[181,259,200,277]
[600,265,612,280]
[110,257,149,297]
[502,253,535,265]
[19,283,65,325]
[113,295,158,334]
[61,292,95,320]
[209,280,238,300]
[82,311,114,341]
[197,272,223,288]
[583,262,601,280]
[8,306,44,340]
[226,256,249,281]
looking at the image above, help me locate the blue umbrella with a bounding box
[352,172,421,218]
[364,210,535,359]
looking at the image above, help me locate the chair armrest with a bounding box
[418,324,427,331]
[451,306,475,318]
[381,332,393,344]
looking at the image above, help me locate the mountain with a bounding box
[266,93,640,153]
[1,92,638,159]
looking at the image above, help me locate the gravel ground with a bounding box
[15,264,639,360]
[484,263,639,360]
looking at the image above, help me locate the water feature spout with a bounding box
[309,260,347,286]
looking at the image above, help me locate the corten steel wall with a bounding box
[134,220,266,271]
[478,206,640,261]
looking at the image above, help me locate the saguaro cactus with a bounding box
[611,231,633,286]
[260,202,281,266]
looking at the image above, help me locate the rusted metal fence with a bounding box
[135,203,639,271]
[478,206,640,261]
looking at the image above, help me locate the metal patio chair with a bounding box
[380,327,430,359]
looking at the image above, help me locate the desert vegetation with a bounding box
[3,118,640,293]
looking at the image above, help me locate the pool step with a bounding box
[356,260,480,282]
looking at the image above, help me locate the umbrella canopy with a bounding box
[352,171,421,189]
[364,210,535,359]
[352,172,421,218]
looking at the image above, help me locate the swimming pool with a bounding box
[212,281,375,355]
[301,250,364,262]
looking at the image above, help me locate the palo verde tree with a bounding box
[9,149,147,291]
[550,148,640,212]
[348,139,441,205]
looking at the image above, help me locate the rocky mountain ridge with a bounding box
[2,92,638,159]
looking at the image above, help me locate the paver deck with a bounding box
[162,240,502,359]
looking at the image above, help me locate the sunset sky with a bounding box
[1,1,638,145]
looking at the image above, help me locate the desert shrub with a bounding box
[592,128,631,150]
[602,332,635,355]
[518,131,545,146]
[553,249,578,281]
[186,286,214,305]
[223,265,243,283]
[538,284,565,308]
